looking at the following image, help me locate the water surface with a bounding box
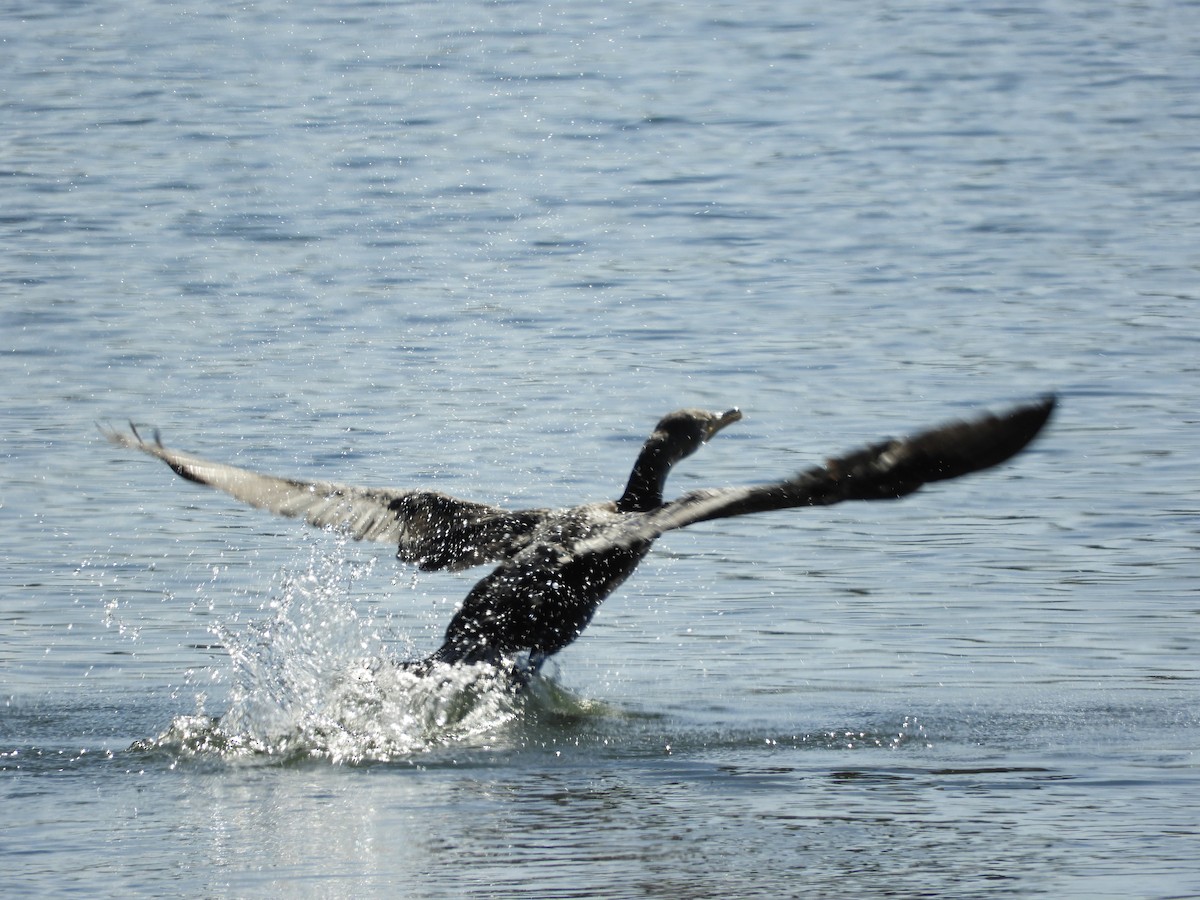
[3,0,1199,896]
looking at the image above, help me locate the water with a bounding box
[3,0,1199,895]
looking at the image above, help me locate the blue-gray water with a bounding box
[3,0,1198,896]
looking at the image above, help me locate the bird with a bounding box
[103,396,1054,683]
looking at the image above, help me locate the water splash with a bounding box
[133,537,599,764]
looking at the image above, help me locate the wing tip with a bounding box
[929,393,1057,482]
[100,420,168,450]
[1002,393,1057,457]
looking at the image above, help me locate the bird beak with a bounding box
[706,408,743,440]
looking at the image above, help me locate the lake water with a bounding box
[3,0,1199,896]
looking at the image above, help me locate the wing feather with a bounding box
[579,396,1055,553]
[102,425,547,571]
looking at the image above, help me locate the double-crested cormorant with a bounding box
[104,396,1054,681]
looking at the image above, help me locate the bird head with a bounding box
[651,407,743,459]
[616,407,742,513]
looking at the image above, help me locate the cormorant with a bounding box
[103,396,1054,681]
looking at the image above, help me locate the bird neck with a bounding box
[616,436,682,513]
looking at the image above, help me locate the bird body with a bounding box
[434,504,653,670]
[104,398,1054,683]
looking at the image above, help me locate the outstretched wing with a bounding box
[588,396,1055,550]
[102,425,549,571]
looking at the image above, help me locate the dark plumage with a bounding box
[104,397,1054,681]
